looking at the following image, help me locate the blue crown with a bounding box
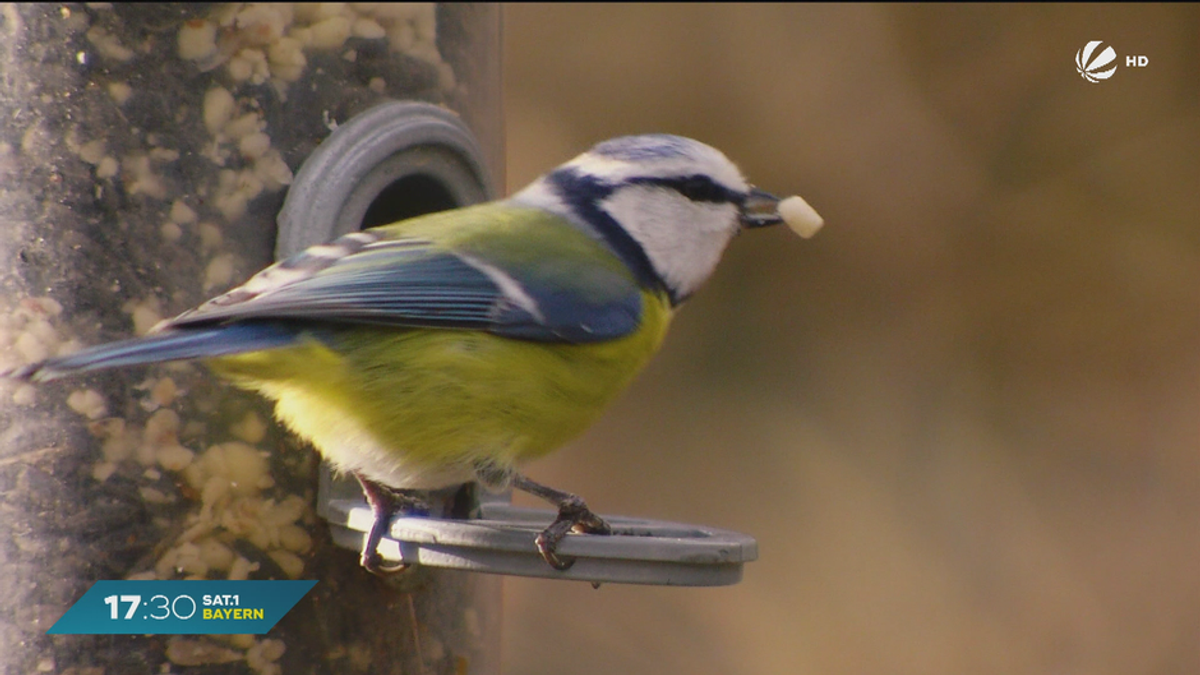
[589,134,699,161]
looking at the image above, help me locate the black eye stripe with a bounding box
[628,175,740,204]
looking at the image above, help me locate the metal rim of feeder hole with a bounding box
[277,100,760,587]
[275,100,494,259]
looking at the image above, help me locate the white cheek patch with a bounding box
[600,185,739,299]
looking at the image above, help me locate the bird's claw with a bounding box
[535,531,576,571]
[355,473,421,576]
[361,548,411,576]
[534,499,612,571]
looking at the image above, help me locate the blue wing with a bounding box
[8,207,647,383]
[167,227,644,343]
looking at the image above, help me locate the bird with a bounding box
[7,134,823,574]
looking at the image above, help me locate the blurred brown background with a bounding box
[499,5,1200,674]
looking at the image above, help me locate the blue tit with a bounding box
[9,134,823,572]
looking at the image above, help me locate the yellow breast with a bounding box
[207,290,671,489]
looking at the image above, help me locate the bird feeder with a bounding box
[0,4,502,674]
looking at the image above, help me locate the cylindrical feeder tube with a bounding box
[0,4,502,674]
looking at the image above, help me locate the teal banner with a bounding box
[47,580,317,635]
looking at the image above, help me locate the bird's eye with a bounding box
[628,174,732,204]
[672,175,729,203]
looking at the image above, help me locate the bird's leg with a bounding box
[353,473,427,575]
[509,472,612,571]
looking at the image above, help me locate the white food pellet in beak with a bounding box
[778,195,824,239]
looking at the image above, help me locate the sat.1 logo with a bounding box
[1075,41,1149,83]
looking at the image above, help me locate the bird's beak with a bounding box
[739,187,785,229]
[741,187,825,238]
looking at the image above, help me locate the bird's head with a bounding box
[511,134,819,305]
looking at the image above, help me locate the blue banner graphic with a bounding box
[47,580,317,635]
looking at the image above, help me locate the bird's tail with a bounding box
[5,323,300,383]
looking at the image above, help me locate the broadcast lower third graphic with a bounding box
[47,580,316,635]
[1075,40,1149,83]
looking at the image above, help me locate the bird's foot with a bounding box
[355,474,428,576]
[502,471,612,571]
[535,495,612,570]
